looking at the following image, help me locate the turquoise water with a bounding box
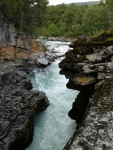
[27,41,78,150]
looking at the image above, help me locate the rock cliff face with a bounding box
[0,63,49,150]
[59,31,113,149]
[0,22,44,64]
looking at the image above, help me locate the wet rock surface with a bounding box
[0,64,49,150]
[59,31,113,149]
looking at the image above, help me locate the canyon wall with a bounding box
[0,22,43,63]
[59,31,113,149]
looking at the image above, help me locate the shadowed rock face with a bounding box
[59,31,113,149]
[0,67,49,150]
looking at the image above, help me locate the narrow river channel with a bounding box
[27,41,78,150]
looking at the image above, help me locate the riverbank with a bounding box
[59,31,113,149]
[64,77,113,149]
[0,61,49,150]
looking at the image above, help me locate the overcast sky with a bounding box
[49,0,100,5]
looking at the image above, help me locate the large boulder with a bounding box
[0,68,49,150]
[37,52,50,66]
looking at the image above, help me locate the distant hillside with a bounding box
[72,1,100,5]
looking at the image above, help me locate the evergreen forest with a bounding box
[0,0,113,37]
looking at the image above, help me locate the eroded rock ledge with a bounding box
[0,64,49,150]
[59,31,113,149]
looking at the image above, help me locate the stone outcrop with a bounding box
[0,63,49,150]
[64,78,113,149]
[0,22,46,64]
[59,31,113,149]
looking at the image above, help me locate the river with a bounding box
[27,41,78,150]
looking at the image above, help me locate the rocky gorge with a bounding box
[1,20,113,150]
[59,31,113,149]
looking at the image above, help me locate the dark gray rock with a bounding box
[0,68,49,150]
[64,78,113,150]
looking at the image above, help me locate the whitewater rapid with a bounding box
[27,41,78,150]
